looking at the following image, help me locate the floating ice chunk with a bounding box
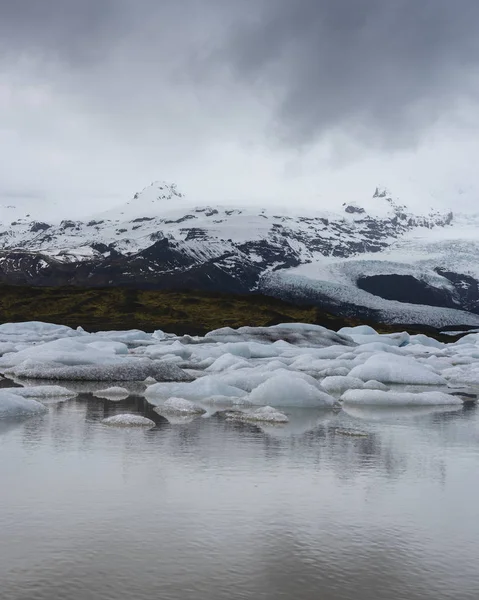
[145,376,247,404]
[152,329,167,341]
[94,330,152,344]
[362,380,389,391]
[155,397,206,416]
[216,369,274,393]
[0,321,82,344]
[442,364,479,386]
[9,358,191,382]
[338,326,409,347]
[384,332,410,346]
[145,341,192,360]
[0,338,126,369]
[0,391,47,418]
[93,387,130,400]
[320,376,365,395]
[224,406,289,424]
[408,335,445,349]
[8,385,76,400]
[348,354,447,385]
[338,325,378,337]
[341,389,462,406]
[205,353,250,372]
[102,414,156,427]
[454,333,479,346]
[248,372,336,408]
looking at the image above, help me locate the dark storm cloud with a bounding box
[0,0,128,64]
[218,0,479,146]
[0,0,478,150]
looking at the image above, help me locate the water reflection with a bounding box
[1,397,479,600]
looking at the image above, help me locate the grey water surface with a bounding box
[1,395,479,600]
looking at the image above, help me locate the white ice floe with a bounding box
[145,376,247,404]
[348,353,447,386]
[0,321,82,345]
[5,357,191,382]
[320,376,365,395]
[205,353,250,372]
[102,414,156,427]
[341,389,463,406]
[0,390,48,418]
[93,387,130,400]
[247,372,337,408]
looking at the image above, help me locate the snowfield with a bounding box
[0,320,477,423]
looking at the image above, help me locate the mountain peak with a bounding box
[96,181,185,220]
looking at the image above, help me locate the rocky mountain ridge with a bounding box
[0,181,477,328]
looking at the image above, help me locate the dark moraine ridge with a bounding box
[0,284,469,341]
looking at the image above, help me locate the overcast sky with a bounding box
[1,0,478,218]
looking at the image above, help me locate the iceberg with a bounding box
[348,353,447,385]
[102,414,156,427]
[247,372,337,408]
[0,391,48,419]
[341,389,463,406]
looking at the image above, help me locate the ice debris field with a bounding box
[0,320,478,426]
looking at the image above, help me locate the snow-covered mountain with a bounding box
[0,180,478,328]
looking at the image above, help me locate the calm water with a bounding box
[1,395,479,600]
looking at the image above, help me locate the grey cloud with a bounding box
[0,0,479,213]
[3,0,478,151]
[215,0,479,147]
[0,0,128,65]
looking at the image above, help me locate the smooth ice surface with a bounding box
[0,391,47,418]
[349,354,447,385]
[248,372,337,408]
[341,389,463,406]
